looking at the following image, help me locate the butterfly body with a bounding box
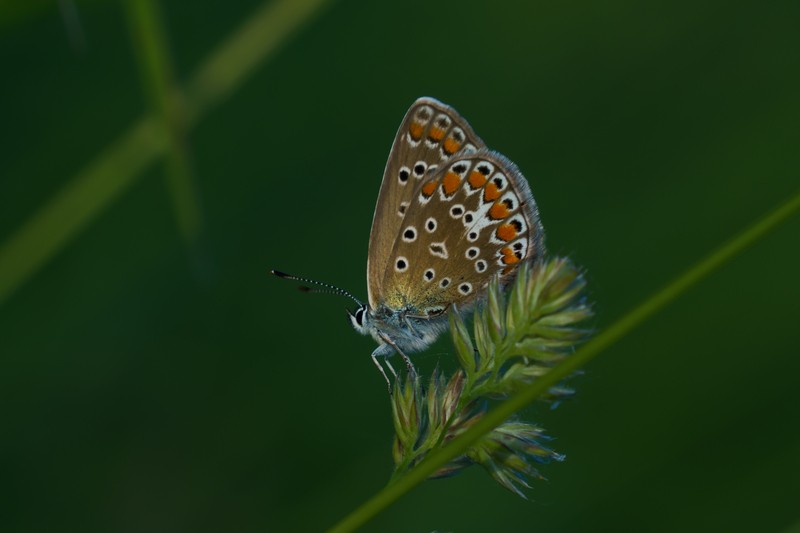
[349,303,450,357]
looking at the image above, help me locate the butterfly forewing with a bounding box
[367,98,486,308]
[379,150,545,314]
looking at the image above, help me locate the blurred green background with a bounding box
[1,0,798,531]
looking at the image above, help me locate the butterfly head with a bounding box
[347,303,371,335]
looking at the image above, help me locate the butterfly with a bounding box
[274,97,545,389]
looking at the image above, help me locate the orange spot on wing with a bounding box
[489,201,510,220]
[497,224,518,242]
[428,127,445,142]
[483,182,501,202]
[468,171,487,189]
[500,246,522,265]
[421,180,438,197]
[409,122,424,140]
[443,137,461,155]
[442,172,461,195]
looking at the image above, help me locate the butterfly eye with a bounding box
[354,307,365,326]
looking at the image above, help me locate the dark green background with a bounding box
[2,1,798,531]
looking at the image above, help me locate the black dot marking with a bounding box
[453,163,467,174]
[477,165,490,175]
[450,205,463,217]
[414,163,426,176]
[459,283,472,294]
[493,177,503,187]
[453,130,464,142]
[511,220,523,232]
[426,218,437,232]
[476,260,487,272]
[403,227,416,241]
[503,198,514,209]
[399,168,410,182]
[514,242,523,250]
[467,247,479,258]
[399,204,407,215]
[436,117,448,128]
[515,251,523,259]
[468,231,478,240]
[440,278,450,288]
[396,258,408,271]
[430,244,445,255]
[464,213,474,223]
[418,107,432,120]
[424,269,434,281]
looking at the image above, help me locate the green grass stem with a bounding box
[327,188,800,533]
[124,0,201,246]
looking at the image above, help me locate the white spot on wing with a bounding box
[397,201,409,217]
[429,242,448,259]
[395,256,409,272]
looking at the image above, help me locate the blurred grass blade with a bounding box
[185,0,331,122]
[124,0,202,246]
[782,519,800,533]
[58,0,87,54]
[0,0,330,306]
[327,188,800,533]
[0,117,166,306]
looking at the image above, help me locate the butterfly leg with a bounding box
[371,350,392,392]
[377,332,417,379]
[384,358,398,379]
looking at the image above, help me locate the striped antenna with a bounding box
[271,270,363,307]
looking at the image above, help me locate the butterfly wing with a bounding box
[379,150,545,315]
[367,97,486,309]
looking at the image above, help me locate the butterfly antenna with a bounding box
[270,270,363,306]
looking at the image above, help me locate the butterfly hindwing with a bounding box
[366,98,486,308]
[379,150,545,314]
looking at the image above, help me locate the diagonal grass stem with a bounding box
[327,188,800,533]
